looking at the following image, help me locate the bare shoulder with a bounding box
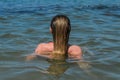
[36,43,48,50]
[35,43,46,54]
[35,42,53,55]
[68,45,82,59]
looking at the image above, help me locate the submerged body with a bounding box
[35,42,82,59]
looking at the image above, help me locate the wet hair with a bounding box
[50,15,71,59]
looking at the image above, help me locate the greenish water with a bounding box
[0,0,120,80]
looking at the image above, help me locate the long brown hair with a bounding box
[50,15,71,59]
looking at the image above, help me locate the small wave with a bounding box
[102,12,120,18]
[0,3,120,14]
[0,33,22,38]
[0,17,7,20]
[88,5,120,10]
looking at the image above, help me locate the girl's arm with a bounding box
[26,53,37,61]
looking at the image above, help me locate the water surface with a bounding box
[0,0,120,80]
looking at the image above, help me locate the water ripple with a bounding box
[0,33,22,38]
[0,0,120,80]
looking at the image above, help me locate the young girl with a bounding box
[27,15,82,60]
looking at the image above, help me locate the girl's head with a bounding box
[50,15,71,59]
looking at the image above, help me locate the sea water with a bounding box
[0,0,120,80]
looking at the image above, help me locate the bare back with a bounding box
[35,42,82,59]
